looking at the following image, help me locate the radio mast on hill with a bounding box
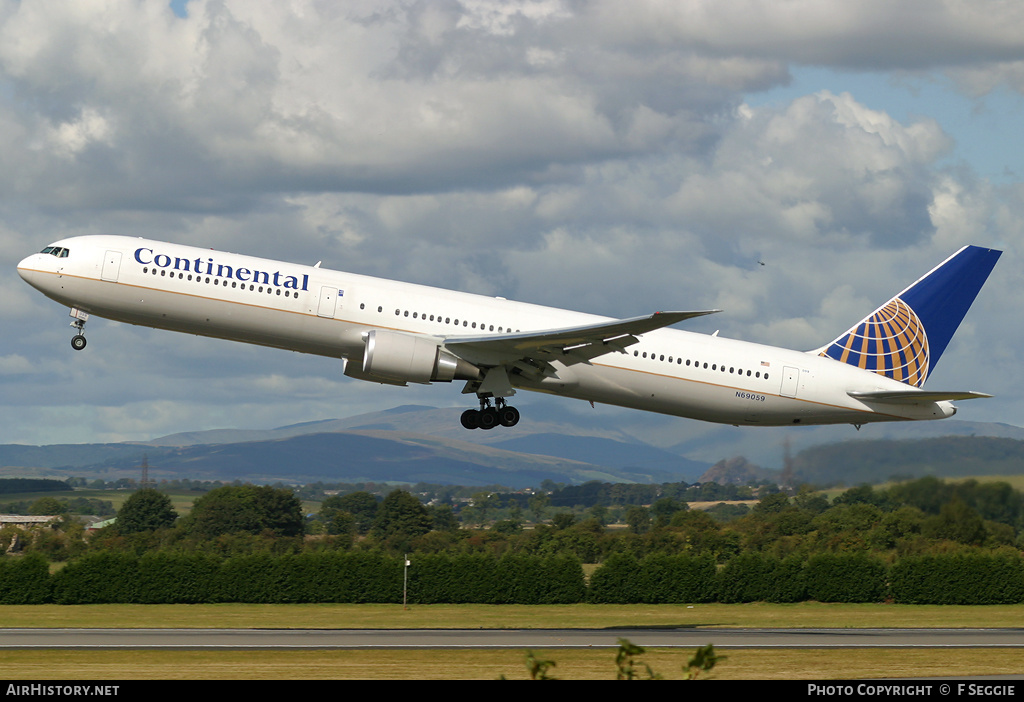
[140,454,154,489]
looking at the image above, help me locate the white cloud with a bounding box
[583,0,1024,71]
[1,0,1023,443]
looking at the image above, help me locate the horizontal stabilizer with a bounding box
[849,390,992,404]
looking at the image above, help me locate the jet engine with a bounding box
[355,329,480,385]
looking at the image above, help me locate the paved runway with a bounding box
[3,628,1024,649]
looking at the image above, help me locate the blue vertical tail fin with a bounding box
[816,245,1001,386]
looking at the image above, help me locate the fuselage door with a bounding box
[317,286,338,318]
[101,251,122,282]
[780,366,800,398]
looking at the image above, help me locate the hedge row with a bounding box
[890,553,1024,604]
[4,551,1024,604]
[35,552,585,605]
[587,552,888,603]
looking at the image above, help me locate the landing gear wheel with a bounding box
[71,335,87,351]
[460,409,481,430]
[478,407,499,430]
[460,394,520,430]
[498,406,520,427]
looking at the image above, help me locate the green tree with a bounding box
[793,486,830,514]
[651,497,686,527]
[186,485,304,538]
[492,519,523,535]
[318,496,362,536]
[551,512,576,530]
[529,492,550,521]
[922,499,988,546]
[371,490,432,541]
[28,496,65,517]
[331,492,378,534]
[753,492,790,514]
[625,506,650,534]
[470,492,500,526]
[115,488,178,534]
[428,504,460,532]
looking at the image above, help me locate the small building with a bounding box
[0,514,60,528]
[1,514,61,554]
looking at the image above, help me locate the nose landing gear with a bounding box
[69,308,89,351]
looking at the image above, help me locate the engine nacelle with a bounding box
[359,330,479,384]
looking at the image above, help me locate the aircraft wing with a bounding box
[848,390,993,404]
[444,310,718,374]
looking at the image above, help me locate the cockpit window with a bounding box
[40,246,69,258]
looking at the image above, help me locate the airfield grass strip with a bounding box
[0,648,1022,680]
[2,602,1024,629]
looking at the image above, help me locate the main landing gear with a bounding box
[460,397,520,430]
[69,308,89,351]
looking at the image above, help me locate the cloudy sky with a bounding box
[2,0,1023,447]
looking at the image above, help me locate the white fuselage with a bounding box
[17,235,956,427]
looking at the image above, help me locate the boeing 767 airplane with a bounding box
[17,237,1000,430]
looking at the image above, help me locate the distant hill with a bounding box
[0,443,151,471]
[790,436,1024,485]
[90,430,648,488]
[0,406,709,488]
[2,404,1023,488]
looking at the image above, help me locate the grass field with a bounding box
[2,648,1023,680]
[3,601,1024,629]
[1,603,1023,679]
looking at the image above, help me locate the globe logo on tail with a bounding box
[819,297,929,387]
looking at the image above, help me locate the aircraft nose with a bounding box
[16,253,46,289]
[16,254,34,281]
